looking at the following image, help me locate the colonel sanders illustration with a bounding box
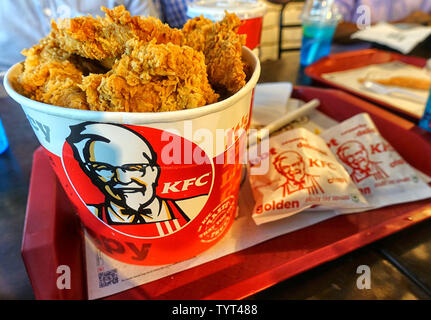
[337,140,389,184]
[273,150,324,197]
[66,122,190,236]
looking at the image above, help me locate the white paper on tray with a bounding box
[85,178,338,300]
[321,61,429,118]
[251,82,338,133]
[351,22,431,54]
[251,82,293,128]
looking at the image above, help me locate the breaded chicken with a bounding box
[51,5,183,68]
[358,76,431,91]
[182,12,247,95]
[17,6,248,112]
[80,40,219,112]
[17,38,88,109]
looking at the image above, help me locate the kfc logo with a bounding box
[273,150,324,197]
[337,141,389,184]
[63,122,213,238]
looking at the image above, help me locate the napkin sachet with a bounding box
[248,113,431,224]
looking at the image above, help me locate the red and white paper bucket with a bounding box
[5,47,260,266]
[187,0,267,52]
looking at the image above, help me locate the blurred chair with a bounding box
[266,0,302,59]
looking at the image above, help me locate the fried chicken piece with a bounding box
[182,13,247,94]
[17,6,247,112]
[51,5,183,69]
[80,40,219,112]
[17,38,88,109]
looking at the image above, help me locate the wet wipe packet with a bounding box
[320,113,431,213]
[248,127,369,225]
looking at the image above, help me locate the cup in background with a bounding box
[187,0,267,56]
[299,0,341,66]
[300,20,338,66]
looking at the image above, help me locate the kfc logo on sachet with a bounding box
[337,141,389,184]
[63,122,213,238]
[273,150,324,197]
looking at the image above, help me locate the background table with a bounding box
[1,51,431,300]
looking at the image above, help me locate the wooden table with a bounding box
[1,50,431,300]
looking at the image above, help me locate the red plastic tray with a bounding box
[22,87,431,300]
[305,49,427,121]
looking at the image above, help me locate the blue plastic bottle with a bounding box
[300,22,337,66]
[419,89,431,132]
[0,118,9,154]
[299,0,341,66]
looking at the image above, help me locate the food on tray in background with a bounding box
[358,76,431,91]
[15,5,247,112]
[320,113,431,212]
[248,128,368,225]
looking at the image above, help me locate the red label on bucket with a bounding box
[44,122,244,265]
[238,17,263,50]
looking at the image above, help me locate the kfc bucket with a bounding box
[187,0,267,52]
[4,47,260,266]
